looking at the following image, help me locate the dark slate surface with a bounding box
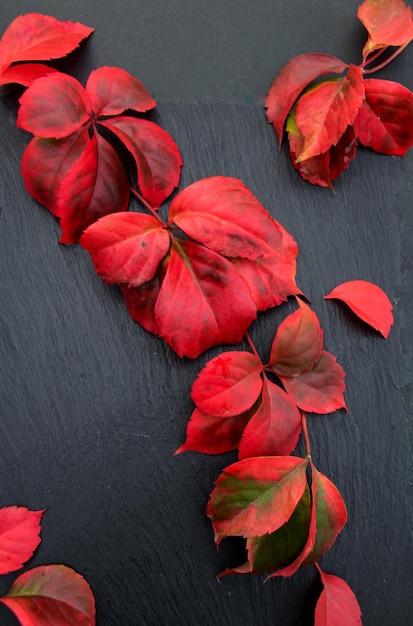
[0,2,412,625]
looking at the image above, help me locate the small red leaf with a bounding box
[207,456,308,544]
[280,351,347,414]
[265,53,348,146]
[102,116,183,207]
[324,279,394,338]
[295,66,365,162]
[0,564,96,626]
[0,506,44,575]
[358,0,413,57]
[315,568,362,626]
[85,66,156,117]
[80,213,170,286]
[168,177,285,259]
[354,79,413,156]
[269,299,323,377]
[238,378,302,459]
[190,352,263,417]
[17,73,92,139]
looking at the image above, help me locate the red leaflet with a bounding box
[315,567,362,626]
[0,564,96,626]
[0,506,44,575]
[324,280,394,338]
[207,456,308,544]
[354,79,413,156]
[0,13,93,86]
[358,0,413,58]
[265,53,348,146]
[17,68,182,242]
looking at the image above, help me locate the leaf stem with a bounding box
[301,412,312,459]
[360,46,389,69]
[362,41,411,74]
[129,185,168,227]
[245,332,261,360]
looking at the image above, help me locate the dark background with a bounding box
[0,2,412,625]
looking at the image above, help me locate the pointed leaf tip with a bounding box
[0,506,45,575]
[315,568,362,625]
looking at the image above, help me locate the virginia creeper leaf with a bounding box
[315,568,362,626]
[168,177,285,259]
[324,279,394,338]
[295,66,365,162]
[269,299,323,377]
[190,351,263,417]
[80,212,170,286]
[0,64,58,88]
[358,0,413,57]
[280,351,347,414]
[85,66,156,117]
[265,53,348,146]
[0,564,96,626]
[207,456,308,544]
[0,13,93,86]
[354,79,413,156]
[0,506,44,575]
[102,116,183,207]
[238,378,302,459]
[56,133,130,244]
[121,268,166,336]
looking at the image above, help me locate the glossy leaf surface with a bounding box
[0,564,96,626]
[358,0,413,57]
[324,280,394,338]
[0,507,44,575]
[315,569,362,625]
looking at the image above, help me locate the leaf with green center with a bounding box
[358,0,413,58]
[315,568,362,626]
[269,299,323,377]
[279,351,347,414]
[265,53,348,146]
[295,66,365,162]
[354,79,413,157]
[0,506,45,575]
[238,377,302,459]
[0,564,96,625]
[324,280,394,338]
[190,351,263,417]
[207,456,308,544]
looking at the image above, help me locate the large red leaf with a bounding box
[155,240,257,358]
[324,279,394,338]
[168,177,285,259]
[238,378,302,459]
[207,456,308,544]
[80,213,170,286]
[0,13,93,86]
[269,299,323,377]
[315,568,362,626]
[0,506,44,575]
[85,66,156,117]
[0,564,96,626]
[265,53,348,146]
[280,351,347,414]
[354,79,413,156]
[102,116,183,207]
[358,0,413,57]
[17,73,92,139]
[190,351,263,417]
[56,133,130,244]
[295,66,365,162]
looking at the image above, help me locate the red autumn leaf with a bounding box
[315,568,362,626]
[324,279,394,338]
[0,13,93,86]
[0,564,96,626]
[354,79,413,156]
[294,66,365,162]
[358,0,413,58]
[121,269,165,336]
[265,53,348,146]
[238,378,302,459]
[280,351,347,414]
[190,352,263,417]
[269,299,323,377]
[0,506,44,575]
[207,456,308,544]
